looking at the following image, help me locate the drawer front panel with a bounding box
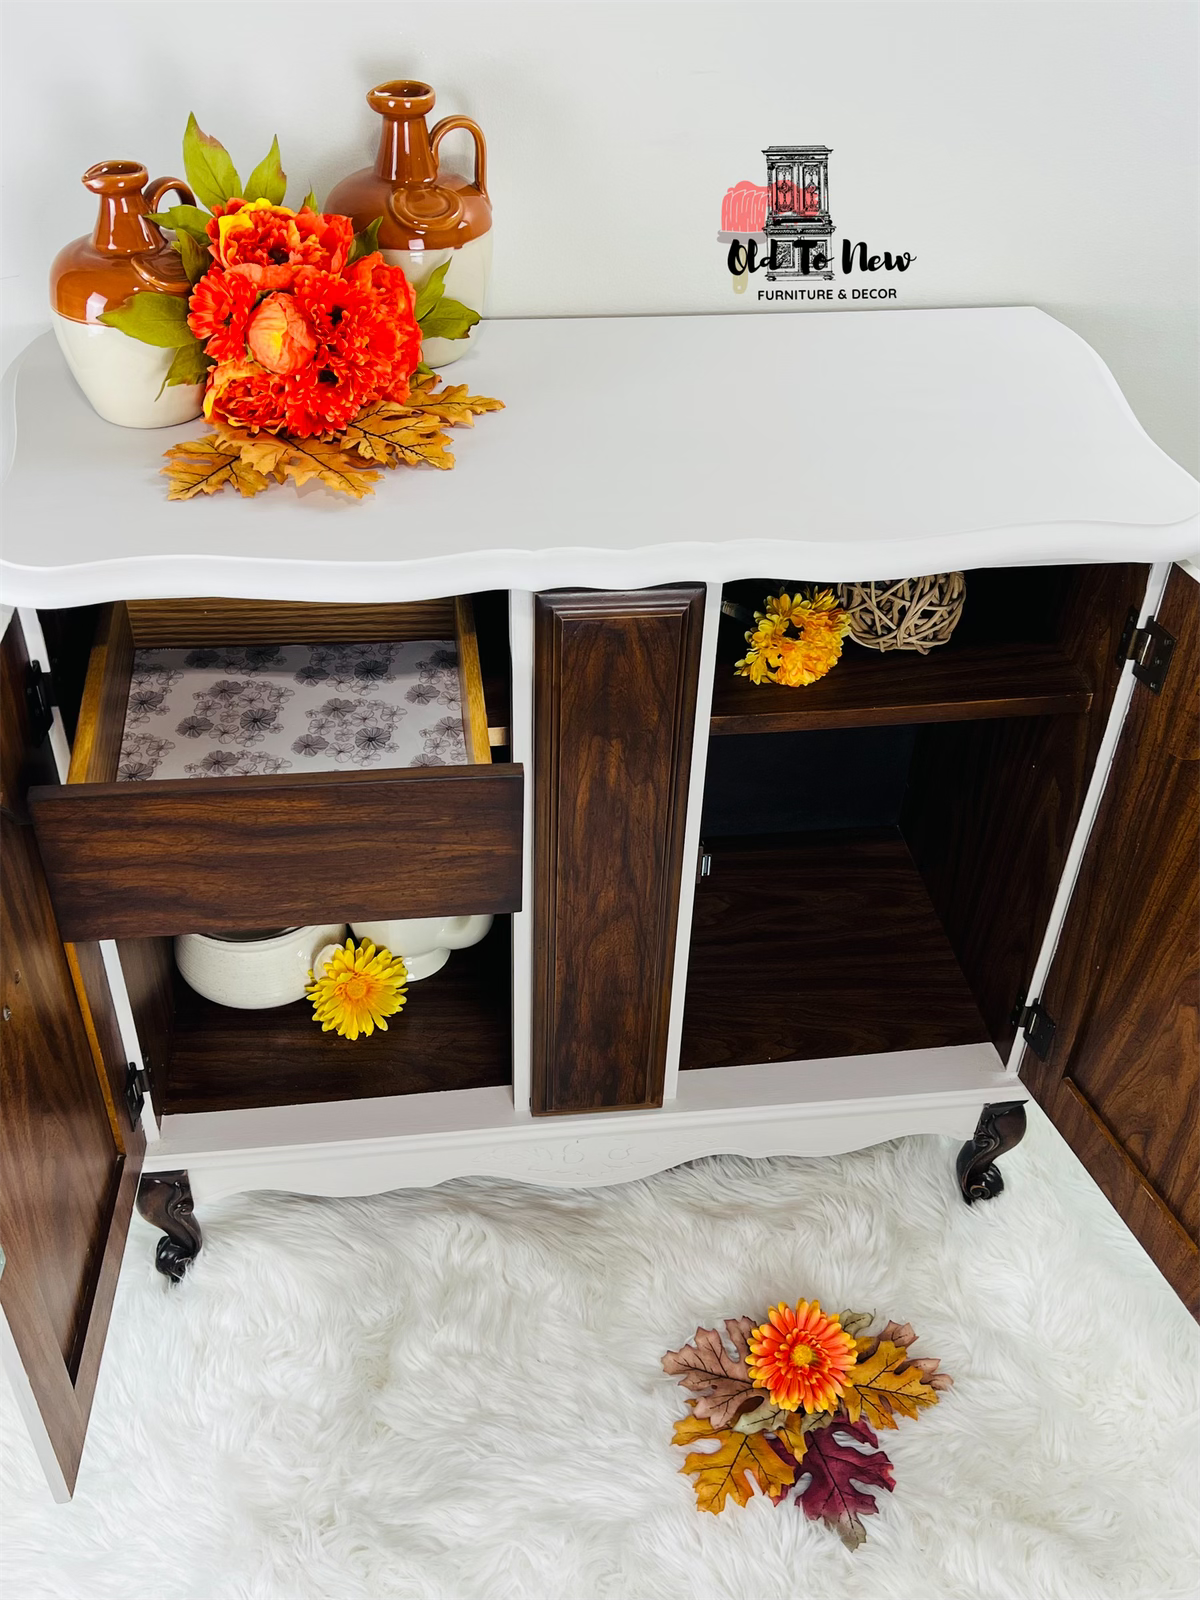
[30,765,523,940]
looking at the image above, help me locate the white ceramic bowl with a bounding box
[175,924,348,1010]
[347,913,494,981]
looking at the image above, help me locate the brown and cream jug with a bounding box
[326,81,491,367]
[50,161,204,427]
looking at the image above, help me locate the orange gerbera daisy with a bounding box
[746,1300,857,1414]
[306,938,407,1041]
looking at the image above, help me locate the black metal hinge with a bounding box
[1116,608,1176,694]
[24,662,55,745]
[124,1062,150,1128]
[1010,992,1056,1060]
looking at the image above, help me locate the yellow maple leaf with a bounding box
[676,1418,796,1513]
[841,1339,941,1431]
[275,438,382,499]
[161,436,269,501]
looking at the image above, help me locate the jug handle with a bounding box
[131,176,200,294]
[430,115,489,202]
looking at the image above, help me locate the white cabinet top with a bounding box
[2,307,1196,606]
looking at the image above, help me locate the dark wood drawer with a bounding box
[30,598,523,941]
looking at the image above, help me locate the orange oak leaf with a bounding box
[662,1321,769,1429]
[161,436,269,500]
[841,1339,942,1431]
[341,404,447,465]
[674,1416,797,1513]
[855,1322,953,1393]
[403,375,504,427]
[784,1414,895,1550]
[274,437,382,499]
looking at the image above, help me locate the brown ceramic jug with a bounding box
[326,81,492,366]
[50,161,205,428]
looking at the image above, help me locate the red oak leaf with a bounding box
[788,1414,896,1550]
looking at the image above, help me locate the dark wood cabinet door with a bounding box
[1021,566,1198,1313]
[533,587,704,1114]
[0,615,144,1499]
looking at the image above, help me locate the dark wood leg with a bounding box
[136,1169,202,1282]
[957,1101,1028,1204]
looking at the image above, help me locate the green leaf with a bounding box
[182,112,241,209]
[156,343,215,398]
[347,216,383,265]
[413,258,451,322]
[243,135,287,205]
[148,204,212,242]
[413,360,434,378]
[418,297,481,341]
[177,232,212,285]
[301,188,319,213]
[98,292,198,348]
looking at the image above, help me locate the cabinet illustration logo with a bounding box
[719,146,914,301]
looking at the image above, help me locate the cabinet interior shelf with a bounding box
[709,641,1092,736]
[680,829,990,1071]
[163,922,512,1115]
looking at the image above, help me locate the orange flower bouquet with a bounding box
[733,589,851,686]
[662,1298,952,1548]
[101,116,501,500]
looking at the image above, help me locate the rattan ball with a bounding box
[836,573,966,654]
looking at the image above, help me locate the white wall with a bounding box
[3,0,1196,472]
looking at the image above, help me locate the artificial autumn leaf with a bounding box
[176,231,212,286]
[674,1415,796,1514]
[301,188,319,213]
[182,111,241,210]
[662,1321,768,1430]
[839,1310,876,1339]
[161,437,268,500]
[157,342,214,395]
[404,375,505,427]
[149,203,212,243]
[340,404,447,465]
[419,298,482,342]
[99,292,195,347]
[773,1405,834,1463]
[348,216,384,265]
[275,437,382,499]
[243,135,287,205]
[792,1414,895,1550]
[414,259,452,321]
[841,1340,941,1431]
[216,429,293,479]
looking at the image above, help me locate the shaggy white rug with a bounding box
[2,1103,1197,1600]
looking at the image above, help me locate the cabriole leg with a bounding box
[956,1101,1028,1204]
[136,1169,203,1282]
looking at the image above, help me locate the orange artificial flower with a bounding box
[245,291,318,375]
[306,938,407,1041]
[746,1300,857,1414]
[203,359,287,434]
[735,589,850,688]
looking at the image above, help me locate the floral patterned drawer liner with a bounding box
[117,641,468,781]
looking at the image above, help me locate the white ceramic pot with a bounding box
[346,913,494,981]
[383,233,492,368]
[175,924,347,1010]
[52,312,205,428]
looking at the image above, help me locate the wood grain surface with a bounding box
[533,587,704,1114]
[165,920,511,1112]
[710,640,1091,735]
[902,563,1148,1056]
[1022,566,1199,1313]
[680,828,989,1070]
[125,597,457,646]
[0,614,143,1496]
[30,764,524,941]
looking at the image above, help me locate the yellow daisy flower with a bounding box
[306,938,407,1040]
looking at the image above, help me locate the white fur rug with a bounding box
[2,1103,1197,1600]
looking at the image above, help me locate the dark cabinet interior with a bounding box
[31,593,517,1118]
[682,563,1148,1072]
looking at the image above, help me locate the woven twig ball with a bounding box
[836,573,966,654]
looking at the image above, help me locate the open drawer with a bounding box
[30,597,523,941]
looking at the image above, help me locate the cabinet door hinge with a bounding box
[24,661,55,745]
[124,1062,149,1128]
[697,843,712,882]
[1010,992,1056,1060]
[1115,608,1176,694]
